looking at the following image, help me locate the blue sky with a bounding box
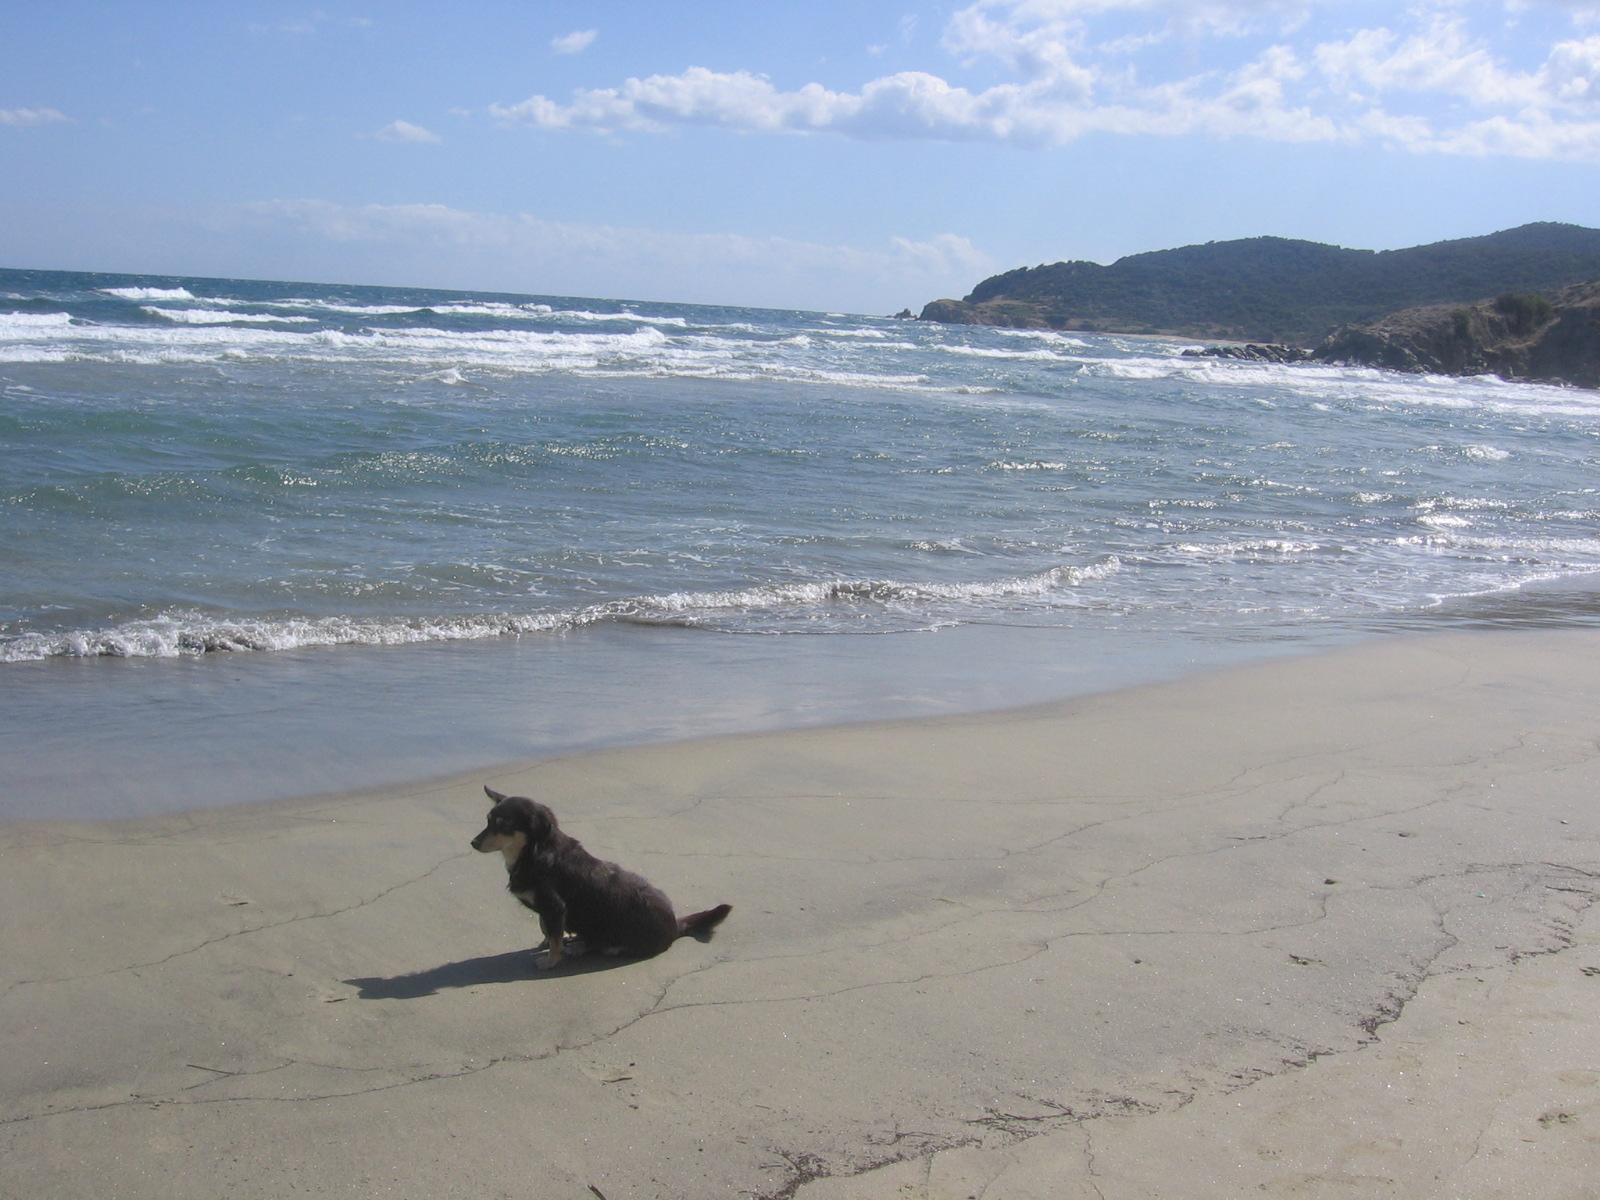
[3,1,1599,312]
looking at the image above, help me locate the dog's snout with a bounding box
[470,832,486,851]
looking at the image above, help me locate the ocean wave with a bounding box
[809,327,892,340]
[1083,359,1176,380]
[0,348,74,364]
[430,302,550,318]
[0,561,1122,661]
[0,332,965,391]
[1404,533,1600,559]
[1172,539,1328,559]
[553,309,690,327]
[356,324,672,351]
[987,328,1092,349]
[0,311,75,331]
[100,286,196,300]
[933,343,1070,361]
[143,306,316,325]
[270,299,434,315]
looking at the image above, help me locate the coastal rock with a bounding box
[1181,343,1313,364]
[1312,282,1600,388]
[917,297,1052,329]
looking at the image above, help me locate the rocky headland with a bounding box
[917,223,1600,388]
[1184,282,1600,389]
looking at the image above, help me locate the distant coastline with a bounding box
[918,222,1600,389]
[918,223,1600,342]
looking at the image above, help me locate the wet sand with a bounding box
[2,630,1598,1197]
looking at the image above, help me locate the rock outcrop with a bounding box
[1184,284,1600,388]
[1313,284,1600,387]
[1182,343,1313,364]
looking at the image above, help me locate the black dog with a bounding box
[471,786,731,969]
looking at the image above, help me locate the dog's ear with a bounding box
[526,802,556,845]
[484,785,508,806]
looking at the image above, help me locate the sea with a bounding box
[4,267,1599,819]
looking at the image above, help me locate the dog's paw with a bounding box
[535,950,563,971]
[564,936,588,958]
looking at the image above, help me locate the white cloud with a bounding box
[482,1,1600,162]
[1311,16,1542,109]
[1541,35,1600,105]
[552,29,598,56]
[0,106,70,127]
[487,2,1330,146]
[490,54,1333,148]
[374,119,442,144]
[236,199,991,312]
[889,232,993,277]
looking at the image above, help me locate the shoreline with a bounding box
[0,616,1337,824]
[3,627,1598,1196]
[9,568,1600,826]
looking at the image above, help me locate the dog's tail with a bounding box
[677,903,732,939]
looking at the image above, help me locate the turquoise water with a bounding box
[4,267,1599,816]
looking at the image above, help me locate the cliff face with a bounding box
[919,223,1600,345]
[1314,283,1600,388]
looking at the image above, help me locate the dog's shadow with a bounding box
[344,947,636,1000]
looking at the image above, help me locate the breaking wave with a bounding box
[99,286,196,300]
[0,561,1122,661]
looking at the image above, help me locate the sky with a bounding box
[3,1,1600,313]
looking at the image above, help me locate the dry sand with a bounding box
[2,629,1598,1198]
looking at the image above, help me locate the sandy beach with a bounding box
[3,628,1598,1198]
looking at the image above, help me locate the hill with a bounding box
[918,224,1600,345]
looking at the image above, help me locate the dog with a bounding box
[471,786,731,969]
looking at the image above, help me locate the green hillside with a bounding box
[920,223,1600,344]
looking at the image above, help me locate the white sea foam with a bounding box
[0,311,75,331]
[143,306,316,325]
[0,314,969,391]
[0,561,1123,661]
[932,343,1068,361]
[0,609,578,661]
[810,327,891,339]
[637,560,1119,617]
[551,309,690,327]
[1086,359,1175,380]
[1414,496,1511,513]
[271,299,431,315]
[100,286,195,300]
[987,328,1092,349]
[1427,534,1599,558]
[430,302,545,318]
[0,346,73,362]
[1173,539,1325,558]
